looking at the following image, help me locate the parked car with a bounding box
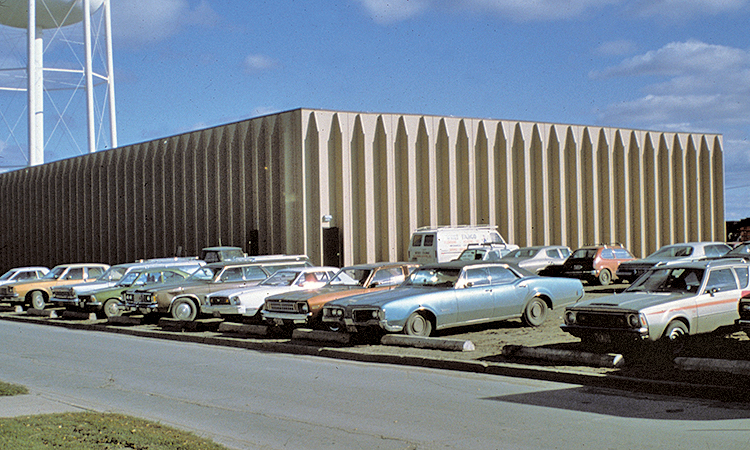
[497,245,571,274]
[53,266,196,318]
[122,255,311,321]
[50,257,205,314]
[559,244,635,285]
[562,258,750,349]
[262,262,418,330]
[200,246,245,263]
[454,243,517,262]
[321,261,583,336]
[202,266,338,320]
[0,263,110,310]
[408,225,517,263]
[616,242,731,283]
[720,241,750,260]
[0,267,49,287]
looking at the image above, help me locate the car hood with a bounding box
[329,286,441,309]
[572,291,693,311]
[266,285,355,301]
[63,281,117,295]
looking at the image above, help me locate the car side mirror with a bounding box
[706,287,720,296]
[465,281,474,288]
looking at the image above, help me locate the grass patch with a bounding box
[0,381,28,396]
[0,412,230,450]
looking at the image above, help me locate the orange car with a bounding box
[262,262,418,330]
[559,244,635,286]
[0,263,110,310]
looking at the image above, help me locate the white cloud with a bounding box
[244,54,280,73]
[354,0,430,24]
[111,0,220,46]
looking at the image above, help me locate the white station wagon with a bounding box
[561,258,750,348]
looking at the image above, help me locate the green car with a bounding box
[69,267,193,318]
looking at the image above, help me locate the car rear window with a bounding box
[613,249,633,259]
[411,235,423,247]
[423,234,435,246]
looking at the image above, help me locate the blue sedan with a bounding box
[321,261,584,336]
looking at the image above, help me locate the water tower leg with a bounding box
[27,0,44,166]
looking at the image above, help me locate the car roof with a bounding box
[656,257,749,270]
[205,255,310,268]
[339,262,416,270]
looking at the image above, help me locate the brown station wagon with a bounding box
[262,262,418,330]
[0,263,110,310]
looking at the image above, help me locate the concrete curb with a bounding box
[503,344,625,368]
[380,335,475,352]
[675,357,750,375]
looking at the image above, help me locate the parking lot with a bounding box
[2,282,748,401]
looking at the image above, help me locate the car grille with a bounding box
[0,286,13,296]
[353,308,379,323]
[52,288,76,299]
[576,312,630,329]
[79,295,93,303]
[125,292,153,305]
[265,299,296,313]
[210,296,231,305]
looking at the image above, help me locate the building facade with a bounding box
[0,108,724,271]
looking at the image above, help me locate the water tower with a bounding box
[0,0,116,167]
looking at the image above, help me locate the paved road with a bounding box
[0,321,749,450]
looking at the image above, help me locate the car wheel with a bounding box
[661,320,688,353]
[30,291,47,310]
[171,298,198,321]
[101,298,122,318]
[597,269,612,286]
[521,297,548,327]
[403,312,432,337]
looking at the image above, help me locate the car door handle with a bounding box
[518,284,528,288]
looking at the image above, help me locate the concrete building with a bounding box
[0,108,724,270]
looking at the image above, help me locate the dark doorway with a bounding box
[247,230,259,256]
[323,227,343,267]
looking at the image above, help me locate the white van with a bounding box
[407,226,517,264]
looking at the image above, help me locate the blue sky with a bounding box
[2,0,750,221]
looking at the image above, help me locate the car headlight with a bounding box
[741,302,750,312]
[564,310,576,325]
[299,302,309,314]
[627,313,640,328]
[230,296,240,305]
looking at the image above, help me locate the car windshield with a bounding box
[187,267,220,281]
[0,270,17,281]
[571,249,597,259]
[117,271,142,286]
[42,266,67,280]
[96,266,129,281]
[726,243,750,257]
[507,248,538,258]
[261,271,301,286]
[328,268,373,287]
[405,267,461,288]
[627,267,705,294]
[457,249,486,261]
[649,245,693,258]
